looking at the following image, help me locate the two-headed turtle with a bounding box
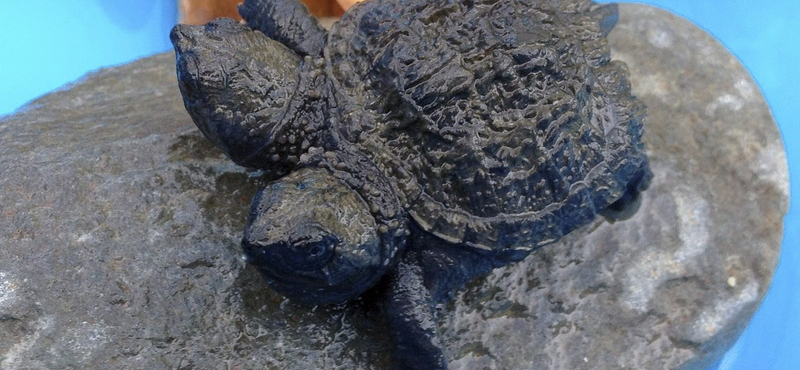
[170,0,651,368]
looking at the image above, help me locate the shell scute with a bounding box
[325,0,650,252]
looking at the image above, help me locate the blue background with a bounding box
[0,1,796,369]
[0,0,177,115]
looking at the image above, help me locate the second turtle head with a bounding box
[170,18,323,173]
[242,168,401,305]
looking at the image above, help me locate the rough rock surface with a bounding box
[0,4,788,370]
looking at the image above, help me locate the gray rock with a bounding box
[0,4,788,370]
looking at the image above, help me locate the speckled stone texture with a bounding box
[0,4,788,370]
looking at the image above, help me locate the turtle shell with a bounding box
[325,0,650,254]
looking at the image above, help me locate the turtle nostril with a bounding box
[170,24,201,52]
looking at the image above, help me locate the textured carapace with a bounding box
[326,0,650,257]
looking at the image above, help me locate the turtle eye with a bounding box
[288,234,338,271]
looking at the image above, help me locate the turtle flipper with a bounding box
[386,253,447,370]
[238,0,327,57]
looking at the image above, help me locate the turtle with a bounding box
[169,0,651,368]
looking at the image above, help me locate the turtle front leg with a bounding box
[386,253,447,370]
[238,0,327,57]
[602,165,653,221]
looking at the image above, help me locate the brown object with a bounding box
[335,0,361,11]
[179,0,347,24]
[304,0,345,17]
[179,0,242,24]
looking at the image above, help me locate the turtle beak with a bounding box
[169,24,201,54]
[170,25,204,99]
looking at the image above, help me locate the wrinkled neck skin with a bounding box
[252,58,334,177]
[243,60,411,304]
[226,56,338,179]
[293,64,409,247]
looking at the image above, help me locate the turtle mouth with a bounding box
[249,255,380,306]
[242,237,385,305]
[244,235,338,275]
[250,255,336,287]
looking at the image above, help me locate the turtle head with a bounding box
[170,18,318,172]
[242,168,403,305]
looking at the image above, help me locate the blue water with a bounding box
[0,1,797,369]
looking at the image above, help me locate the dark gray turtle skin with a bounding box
[170,0,651,368]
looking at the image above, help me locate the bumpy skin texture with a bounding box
[171,19,326,173]
[239,0,327,56]
[170,0,651,368]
